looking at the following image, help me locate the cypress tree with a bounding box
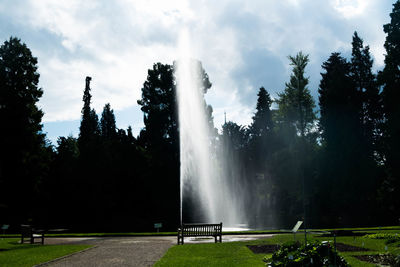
[378,0,400,218]
[78,76,99,154]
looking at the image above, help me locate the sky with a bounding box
[0,0,395,144]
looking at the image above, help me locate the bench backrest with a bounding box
[181,223,222,236]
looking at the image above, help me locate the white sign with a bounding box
[292,221,303,233]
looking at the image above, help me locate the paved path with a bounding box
[43,236,176,267]
[41,234,273,267]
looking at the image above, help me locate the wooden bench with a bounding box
[21,225,45,245]
[177,223,222,245]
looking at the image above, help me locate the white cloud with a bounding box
[333,0,369,18]
[0,0,393,131]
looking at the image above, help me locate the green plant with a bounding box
[364,233,400,244]
[264,240,349,266]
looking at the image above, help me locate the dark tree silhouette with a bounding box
[0,37,50,226]
[100,103,117,140]
[78,76,99,154]
[317,52,372,225]
[351,32,383,161]
[250,87,273,138]
[378,0,400,219]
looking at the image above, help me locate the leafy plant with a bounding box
[364,233,400,244]
[263,241,349,266]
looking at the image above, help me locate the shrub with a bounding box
[263,241,348,267]
[364,233,400,244]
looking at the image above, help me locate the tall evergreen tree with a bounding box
[318,52,372,225]
[378,0,400,218]
[0,37,49,224]
[78,76,99,153]
[319,53,355,149]
[350,32,382,161]
[100,103,116,139]
[277,52,316,137]
[250,87,273,137]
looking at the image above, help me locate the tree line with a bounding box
[0,1,399,231]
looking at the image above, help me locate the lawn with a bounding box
[155,228,400,267]
[0,238,91,267]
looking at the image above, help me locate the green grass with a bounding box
[0,238,91,267]
[155,229,400,267]
[155,242,266,267]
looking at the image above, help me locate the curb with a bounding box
[33,245,98,267]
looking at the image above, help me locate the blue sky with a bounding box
[0,0,395,144]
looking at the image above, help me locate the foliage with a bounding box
[316,48,381,226]
[276,52,316,137]
[378,0,400,221]
[250,87,273,138]
[79,76,99,145]
[0,37,50,225]
[364,233,400,245]
[100,103,117,139]
[264,241,348,267]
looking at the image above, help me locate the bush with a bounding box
[263,241,348,267]
[364,233,400,244]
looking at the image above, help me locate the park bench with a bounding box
[20,224,45,244]
[177,223,222,245]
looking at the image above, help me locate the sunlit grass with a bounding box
[0,238,91,267]
[155,227,400,267]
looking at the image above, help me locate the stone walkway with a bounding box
[39,234,273,267]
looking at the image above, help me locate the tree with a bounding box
[317,52,375,225]
[100,103,117,139]
[350,32,383,161]
[46,136,79,226]
[250,87,273,138]
[0,37,49,224]
[78,76,99,154]
[222,121,248,151]
[378,0,400,219]
[277,52,316,137]
[137,63,177,151]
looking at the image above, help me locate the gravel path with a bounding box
[42,236,176,267]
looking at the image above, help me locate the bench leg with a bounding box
[177,235,184,245]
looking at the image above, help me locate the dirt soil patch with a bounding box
[335,242,370,252]
[353,254,397,265]
[247,244,280,254]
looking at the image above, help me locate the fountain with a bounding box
[176,29,247,229]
